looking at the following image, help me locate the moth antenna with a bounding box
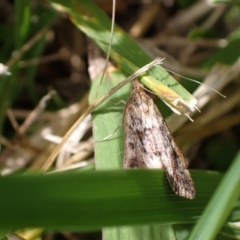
[95,124,123,142]
[163,68,226,98]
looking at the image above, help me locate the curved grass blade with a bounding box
[50,0,197,115]
[189,151,240,240]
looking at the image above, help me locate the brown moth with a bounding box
[124,80,195,199]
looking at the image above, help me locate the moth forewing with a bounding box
[124,80,195,199]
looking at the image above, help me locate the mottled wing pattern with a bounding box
[152,104,195,199]
[124,80,195,199]
[124,82,162,169]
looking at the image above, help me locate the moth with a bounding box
[124,80,195,199]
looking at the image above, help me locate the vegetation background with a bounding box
[0,0,240,239]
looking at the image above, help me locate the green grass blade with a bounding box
[50,0,197,113]
[188,151,240,240]
[90,69,128,170]
[90,70,178,239]
[15,0,31,48]
[0,170,222,231]
[103,225,176,240]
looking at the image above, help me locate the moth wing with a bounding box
[124,97,147,168]
[124,94,162,168]
[124,80,195,199]
[152,104,196,199]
